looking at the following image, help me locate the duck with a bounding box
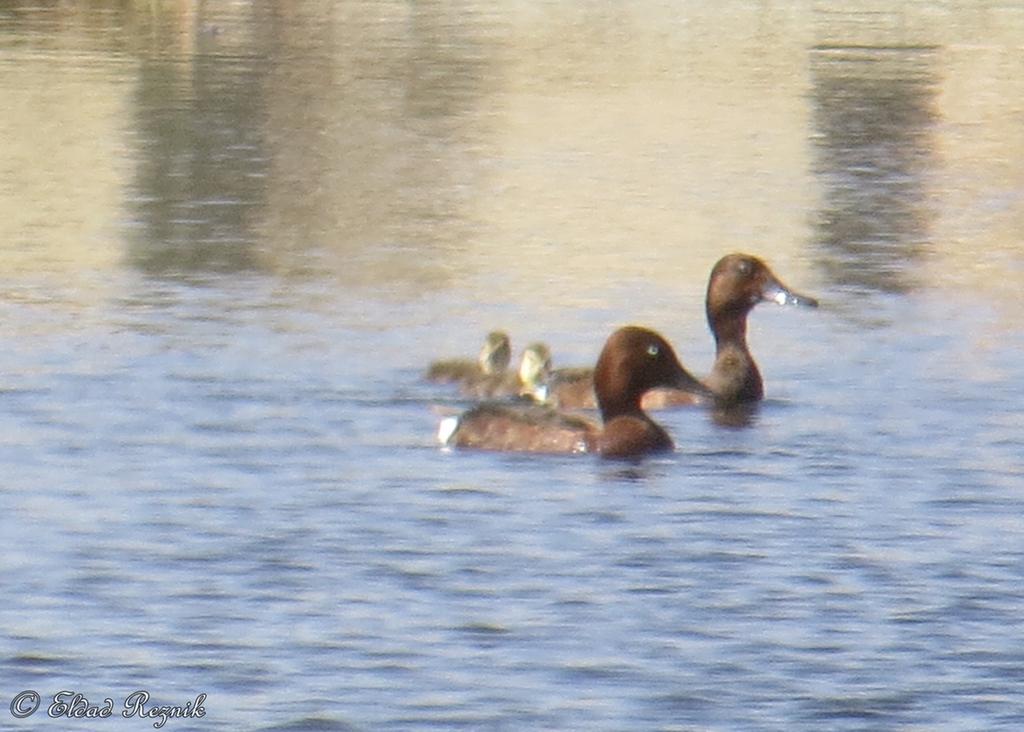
[425,331,511,385]
[548,254,818,410]
[462,342,552,401]
[438,326,710,459]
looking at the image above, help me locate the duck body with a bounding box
[440,402,593,453]
[439,326,709,459]
[544,366,595,408]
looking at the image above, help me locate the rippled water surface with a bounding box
[2,2,1024,730]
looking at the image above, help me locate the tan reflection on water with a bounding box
[931,32,1024,304]
[1,1,1023,316]
[0,45,128,293]
[260,1,818,306]
[463,3,817,308]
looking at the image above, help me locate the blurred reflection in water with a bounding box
[122,1,498,288]
[258,2,500,293]
[809,46,939,295]
[127,8,270,277]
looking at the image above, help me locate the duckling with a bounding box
[462,342,551,402]
[425,331,511,385]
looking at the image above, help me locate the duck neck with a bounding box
[709,305,749,353]
[598,393,644,426]
[707,306,763,403]
[596,414,672,458]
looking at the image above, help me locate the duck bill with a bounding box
[762,277,818,308]
[670,365,714,400]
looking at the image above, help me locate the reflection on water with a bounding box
[810,46,939,294]
[129,39,270,275]
[5,1,1022,306]
[257,1,502,293]
[711,402,761,429]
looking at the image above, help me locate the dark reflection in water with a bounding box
[598,461,669,484]
[128,20,271,277]
[124,2,497,286]
[809,47,939,294]
[711,403,760,429]
[403,0,493,125]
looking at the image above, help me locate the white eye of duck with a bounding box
[647,343,660,357]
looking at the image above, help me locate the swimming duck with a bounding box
[438,326,710,459]
[548,254,818,410]
[425,331,511,384]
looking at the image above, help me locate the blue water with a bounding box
[3,2,1024,730]
[3,278,1023,731]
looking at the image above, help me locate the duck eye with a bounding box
[647,343,660,357]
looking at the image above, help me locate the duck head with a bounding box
[478,331,512,375]
[593,326,710,422]
[706,254,818,343]
[518,342,552,400]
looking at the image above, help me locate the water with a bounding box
[2,1,1024,730]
